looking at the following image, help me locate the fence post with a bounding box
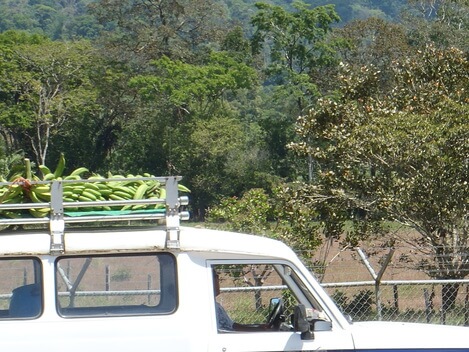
[465,285,469,326]
[393,285,399,314]
[105,265,110,291]
[147,274,152,305]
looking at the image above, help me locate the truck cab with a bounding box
[0,176,467,351]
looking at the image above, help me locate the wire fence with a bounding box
[322,279,469,326]
[299,238,469,326]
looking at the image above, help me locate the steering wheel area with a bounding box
[267,298,284,329]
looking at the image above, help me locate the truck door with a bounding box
[208,262,355,352]
[0,253,196,352]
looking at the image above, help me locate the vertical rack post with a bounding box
[165,176,181,249]
[50,180,65,253]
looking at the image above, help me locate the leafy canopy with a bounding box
[289,45,468,278]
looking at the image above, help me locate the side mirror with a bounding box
[313,320,332,332]
[269,298,280,311]
[293,305,314,340]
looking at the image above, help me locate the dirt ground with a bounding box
[308,228,431,284]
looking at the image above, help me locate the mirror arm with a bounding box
[293,305,314,340]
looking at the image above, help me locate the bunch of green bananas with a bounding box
[89,172,166,211]
[0,180,26,218]
[0,157,34,218]
[1,154,190,218]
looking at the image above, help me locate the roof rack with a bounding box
[0,176,189,253]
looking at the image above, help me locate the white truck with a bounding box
[0,176,467,351]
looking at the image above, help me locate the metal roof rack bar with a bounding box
[0,176,189,253]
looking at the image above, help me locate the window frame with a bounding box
[55,252,178,318]
[0,256,43,320]
[209,259,330,332]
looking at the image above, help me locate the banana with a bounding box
[178,184,191,193]
[43,173,56,181]
[1,195,23,204]
[39,164,52,176]
[109,174,125,179]
[53,153,66,178]
[1,184,23,200]
[81,191,97,201]
[8,173,24,182]
[112,190,133,199]
[37,192,51,201]
[147,182,161,193]
[67,193,80,200]
[126,184,138,192]
[95,183,111,191]
[2,210,22,219]
[83,188,101,198]
[111,186,135,196]
[78,195,95,202]
[69,167,89,177]
[108,194,125,201]
[97,188,112,197]
[64,175,81,181]
[64,185,86,193]
[31,185,51,196]
[29,208,50,218]
[32,192,50,202]
[84,183,101,192]
[29,190,49,203]
[133,183,149,200]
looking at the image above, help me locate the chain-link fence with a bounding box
[322,279,469,326]
[301,236,469,327]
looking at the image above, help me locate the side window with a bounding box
[0,258,42,319]
[213,263,325,332]
[56,253,176,317]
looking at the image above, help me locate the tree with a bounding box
[307,0,408,23]
[130,53,257,118]
[126,53,265,217]
[0,32,99,167]
[0,0,100,40]
[403,0,469,51]
[289,45,468,308]
[88,0,228,63]
[251,1,340,112]
[250,1,341,181]
[333,17,410,88]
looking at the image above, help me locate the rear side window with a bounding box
[56,253,176,317]
[0,258,42,319]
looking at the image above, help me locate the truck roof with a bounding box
[0,225,296,260]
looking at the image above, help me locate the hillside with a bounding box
[0,0,409,39]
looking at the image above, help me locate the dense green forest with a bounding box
[0,0,468,289]
[0,0,409,40]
